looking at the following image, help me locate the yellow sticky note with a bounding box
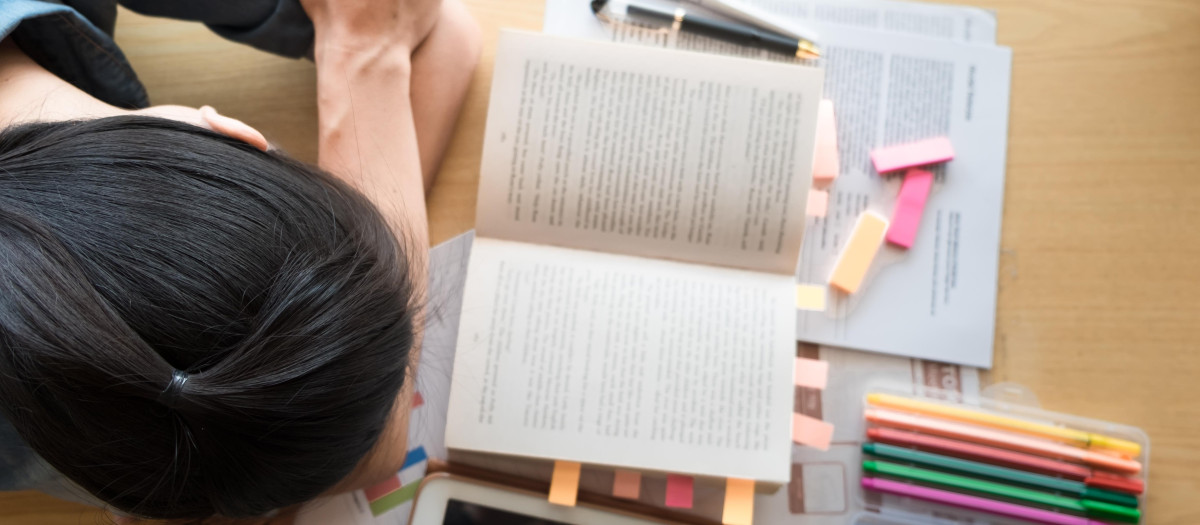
[612,469,641,500]
[807,189,829,218]
[793,413,834,451]
[794,357,829,390]
[829,211,888,294]
[795,284,826,311]
[548,460,581,506]
[722,478,755,525]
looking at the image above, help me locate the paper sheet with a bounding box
[543,0,1012,369]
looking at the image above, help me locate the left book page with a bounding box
[445,238,795,484]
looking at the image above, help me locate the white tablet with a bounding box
[409,473,671,525]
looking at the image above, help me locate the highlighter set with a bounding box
[857,389,1148,525]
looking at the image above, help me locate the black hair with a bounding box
[0,116,417,520]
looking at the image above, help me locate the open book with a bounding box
[444,30,824,485]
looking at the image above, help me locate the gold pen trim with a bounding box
[672,7,685,32]
[796,40,821,59]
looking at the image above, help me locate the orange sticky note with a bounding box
[665,474,694,508]
[807,189,829,218]
[829,211,888,294]
[794,357,829,390]
[793,413,834,451]
[612,469,641,499]
[722,478,755,525]
[548,460,581,506]
[813,99,840,182]
[795,284,826,312]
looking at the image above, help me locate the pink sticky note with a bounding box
[792,413,834,451]
[612,469,641,499]
[871,137,954,173]
[665,474,694,508]
[813,100,840,182]
[887,169,934,249]
[363,475,401,502]
[794,357,829,390]
[806,189,829,218]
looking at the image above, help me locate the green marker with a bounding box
[863,460,1141,524]
[862,442,1139,508]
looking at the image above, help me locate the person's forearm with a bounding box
[311,40,430,254]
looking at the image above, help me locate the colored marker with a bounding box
[863,461,1140,523]
[865,409,1142,475]
[866,428,1145,495]
[867,393,1142,457]
[862,443,1139,508]
[862,477,1112,525]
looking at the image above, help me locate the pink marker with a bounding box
[871,137,954,173]
[886,169,934,249]
[861,477,1110,525]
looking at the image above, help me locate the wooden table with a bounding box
[3,1,1199,523]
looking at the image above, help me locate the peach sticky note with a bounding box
[722,478,756,525]
[870,136,955,173]
[829,211,889,294]
[794,357,829,390]
[548,460,581,506]
[795,284,826,311]
[793,413,835,451]
[612,469,641,500]
[813,99,840,182]
[665,474,694,508]
[886,169,934,249]
[806,189,829,218]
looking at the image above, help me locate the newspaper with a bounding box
[543,0,1012,369]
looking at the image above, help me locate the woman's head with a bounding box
[0,116,418,520]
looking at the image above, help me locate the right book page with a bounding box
[475,30,824,275]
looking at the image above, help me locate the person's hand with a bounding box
[299,0,443,56]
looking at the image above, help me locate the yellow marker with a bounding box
[548,460,582,506]
[722,478,755,525]
[866,393,1141,457]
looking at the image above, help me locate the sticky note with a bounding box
[412,391,424,409]
[795,284,826,311]
[870,136,954,173]
[886,169,934,249]
[813,99,840,182]
[665,474,694,508]
[792,413,834,451]
[548,460,581,506]
[806,189,828,218]
[722,478,756,525]
[363,475,401,502]
[793,357,829,390]
[829,211,888,294]
[612,469,641,499]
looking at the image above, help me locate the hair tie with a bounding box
[159,369,190,409]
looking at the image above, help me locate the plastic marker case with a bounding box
[854,382,1149,524]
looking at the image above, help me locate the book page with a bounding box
[476,30,823,275]
[445,238,795,483]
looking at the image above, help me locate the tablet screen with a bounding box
[443,499,569,525]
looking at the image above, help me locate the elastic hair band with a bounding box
[159,369,190,409]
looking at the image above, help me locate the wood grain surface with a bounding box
[2,0,1198,523]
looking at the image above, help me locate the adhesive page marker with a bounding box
[813,100,840,182]
[793,413,834,451]
[871,136,954,173]
[793,357,829,390]
[612,469,641,499]
[548,460,581,506]
[829,211,888,294]
[665,474,694,508]
[722,478,755,525]
[795,284,827,311]
[806,189,829,218]
[887,169,934,249]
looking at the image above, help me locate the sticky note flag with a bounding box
[813,100,840,182]
[612,469,641,500]
[886,169,934,249]
[829,211,888,294]
[722,478,755,525]
[793,357,829,390]
[412,391,424,409]
[870,136,954,173]
[548,460,581,506]
[792,413,834,451]
[806,189,828,218]
[795,284,826,312]
[665,474,694,508]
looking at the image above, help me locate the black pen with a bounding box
[590,0,820,59]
